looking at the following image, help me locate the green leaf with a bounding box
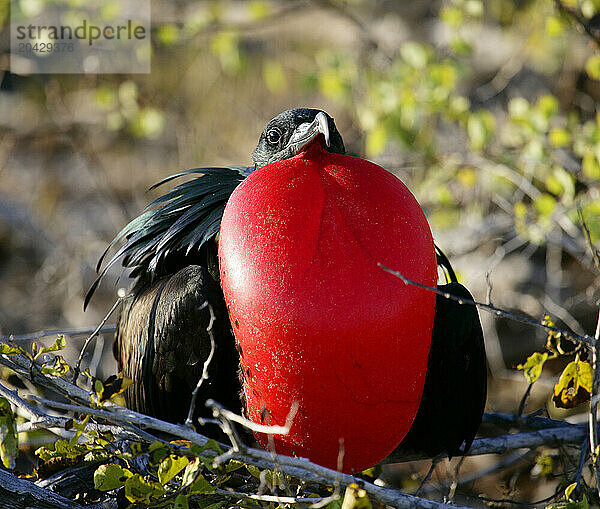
[546,166,575,203]
[40,355,69,377]
[94,464,133,491]
[173,494,190,509]
[35,440,87,461]
[124,474,165,504]
[0,344,23,356]
[190,439,223,456]
[586,54,600,80]
[533,193,556,218]
[467,110,495,151]
[157,24,179,46]
[565,482,578,501]
[189,474,215,495]
[582,152,600,179]
[263,60,287,94]
[517,352,548,384]
[400,41,428,69]
[158,454,189,485]
[440,6,464,28]
[545,15,565,36]
[553,360,592,409]
[536,95,559,119]
[248,1,271,21]
[365,125,387,157]
[36,336,66,357]
[549,127,571,147]
[0,397,17,469]
[225,459,245,472]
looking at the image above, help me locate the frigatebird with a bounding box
[86,108,486,458]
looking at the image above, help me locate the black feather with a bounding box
[84,166,248,309]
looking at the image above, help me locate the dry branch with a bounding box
[0,468,98,509]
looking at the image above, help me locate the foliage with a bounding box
[1,0,599,507]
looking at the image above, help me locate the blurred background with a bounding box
[0,0,599,504]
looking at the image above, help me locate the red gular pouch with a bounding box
[218,142,437,473]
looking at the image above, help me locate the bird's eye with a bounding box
[266,128,281,144]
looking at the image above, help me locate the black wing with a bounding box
[85,166,250,308]
[395,264,487,458]
[86,166,250,433]
[115,263,242,433]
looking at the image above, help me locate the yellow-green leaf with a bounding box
[365,125,387,157]
[586,54,600,80]
[533,193,556,218]
[94,464,133,491]
[173,494,189,509]
[157,24,179,46]
[263,60,287,94]
[549,127,571,147]
[545,15,565,36]
[40,356,69,377]
[158,454,189,485]
[0,344,22,356]
[189,474,215,495]
[553,360,592,409]
[0,397,17,469]
[124,474,164,504]
[517,352,549,384]
[565,482,578,501]
[583,152,600,179]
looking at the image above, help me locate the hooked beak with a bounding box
[286,111,331,155]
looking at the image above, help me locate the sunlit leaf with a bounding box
[0,397,17,469]
[0,344,23,356]
[586,55,600,80]
[517,352,548,384]
[124,474,164,503]
[157,24,179,46]
[533,194,556,218]
[94,463,133,491]
[263,60,287,94]
[158,454,189,484]
[582,152,600,179]
[173,494,190,509]
[40,356,69,377]
[545,15,565,36]
[549,127,571,147]
[189,474,215,495]
[553,360,592,409]
[365,125,387,157]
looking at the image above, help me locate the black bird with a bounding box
[86,108,486,457]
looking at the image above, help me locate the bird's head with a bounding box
[252,108,345,168]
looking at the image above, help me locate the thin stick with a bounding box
[589,308,600,495]
[207,399,299,436]
[72,296,123,383]
[185,301,216,427]
[378,263,596,347]
[0,325,117,343]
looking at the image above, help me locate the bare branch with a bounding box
[72,296,123,383]
[0,325,117,343]
[0,468,89,509]
[185,301,217,427]
[378,263,596,347]
[208,398,299,436]
[589,308,600,494]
